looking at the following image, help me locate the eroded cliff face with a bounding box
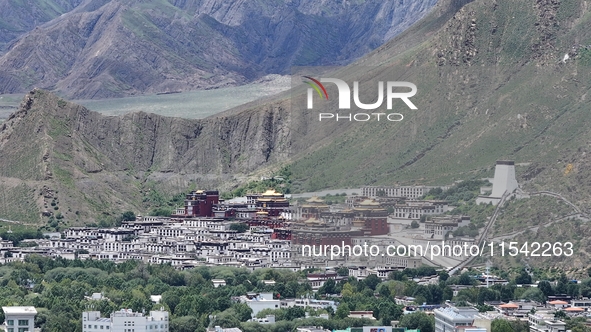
[68,100,292,175]
[0,89,296,222]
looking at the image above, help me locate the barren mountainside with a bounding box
[0,89,294,222]
[0,0,83,53]
[0,0,437,99]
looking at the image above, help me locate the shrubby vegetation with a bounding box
[0,256,407,332]
[0,258,456,332]
[421,180,496,235]
[222,167,292,199]
[424,180,489,204]
[2,255,591,332]
[0,228,44,246]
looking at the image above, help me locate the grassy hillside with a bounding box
[285,0,591,201]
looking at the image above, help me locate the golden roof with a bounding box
[301,204,329,208]
[358,199,380,206]
[306,196,325,203]
[304,218,323,225]
[261,189,284,197]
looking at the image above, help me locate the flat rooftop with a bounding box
[2,306,37,315]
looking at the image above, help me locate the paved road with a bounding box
[0,218,21,224]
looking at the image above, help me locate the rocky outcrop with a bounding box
[0,89,299,222]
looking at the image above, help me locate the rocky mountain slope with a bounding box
[0,0,83,53]
[0,88,293,222]
[0,0,437,99]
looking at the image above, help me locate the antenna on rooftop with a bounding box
[486,260,492,288]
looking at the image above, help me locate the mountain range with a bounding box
[1,0,591,270]
[0,0,83,53]
[0,0,437,99]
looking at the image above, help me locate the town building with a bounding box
[528,312,566,332]
[348,311,376,320]
[434,306,483,332]
[423,216,470,240]
[2,306,37,332]
[233,293,280,316]
[82,309,169,332]
[352,199,389,236]
[361,186,447,199]
[181,190,220,217]
[305,272,347,291]
[255,189,290,218]
[391,200,448,220]
[281,298,337,312]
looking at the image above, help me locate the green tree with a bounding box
[399,312,435,332]
[122,211,136,221]
[336,267,349,276]
[234,303,254,322]
[538,281,554,297]
[378,283,391,298]
[389,271,407,281]
[491,318,514,332]
[365,274,381,291]
[555,283,568,295]
[341,283,354,297]
[477,287,499,304]
[477,304,494,312]
[459,272,473,285]
[520,288,546,303]
[318,279,336,295]
[149,207,172,217]
[213,309,241,328]
[171,316,201,332]
[335,303,350,319]
[285,306,306,320]
[442,286,453,301]
[514,270,531,285]
[378,302,402,326]
[230,223,249,233]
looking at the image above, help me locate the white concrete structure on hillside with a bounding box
[82,309,169,332]
[2,306,37,332]
[476,161,519,205]
[490,161,519,197]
